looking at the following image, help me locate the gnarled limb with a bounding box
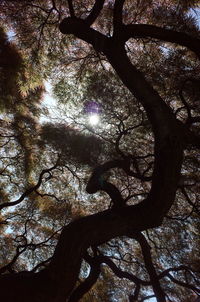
[55,15,187,302]
[123,24,200,59]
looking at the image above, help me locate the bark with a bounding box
[123,24,200,59]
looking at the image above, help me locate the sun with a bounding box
[89,114,99,126]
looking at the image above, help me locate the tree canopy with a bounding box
[0,1,200,301]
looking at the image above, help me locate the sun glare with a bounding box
[89,114,99,126]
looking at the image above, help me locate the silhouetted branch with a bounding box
[85,0,105,26]
[69,253,101,302]
[123,24,200,59]
[0,157,60,211]
[130,232,166,302]
[67,0,75,17]
[113,0,125,34]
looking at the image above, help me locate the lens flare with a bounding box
[89,114,99,125]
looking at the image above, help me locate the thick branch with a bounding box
[86,159,150,208]
[113,0,125,33]
[123,24,200,59]
[68,254,101,302]
[103,42,185,219]
[46,200,164,302]
[85,0,105,26]
[59,17,109,52]
[86,159,126,194]
[185,129,200,148]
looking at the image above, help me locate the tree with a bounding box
[0,1,200,301]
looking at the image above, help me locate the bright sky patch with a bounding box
[89,114,99,126]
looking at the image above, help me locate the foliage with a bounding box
[0,1,200,302]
